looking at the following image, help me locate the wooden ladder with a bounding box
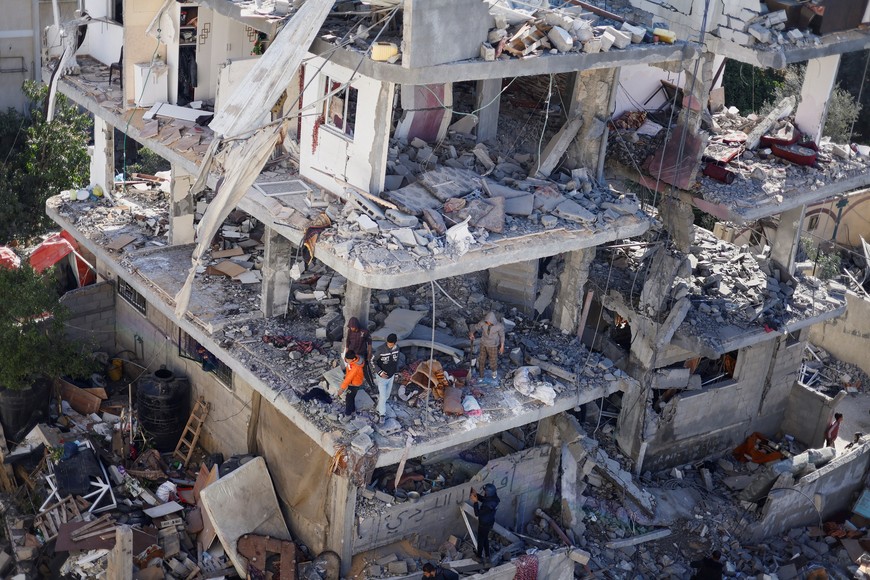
[173,398,210,467]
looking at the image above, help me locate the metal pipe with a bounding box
[535,508,573,547]
[566,0,625,23]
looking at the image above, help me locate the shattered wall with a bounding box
[255,397,332,555]
[781,382,846,447]
[625,336,806,470]
[60,281,116,352]
[808,292,870,378]
[354,445,551,553]
[747,441,870,542]
[300,58,394,195]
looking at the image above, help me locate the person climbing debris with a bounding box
[690,549,724,580]
[471,483,500,562]
[468,311,505,380]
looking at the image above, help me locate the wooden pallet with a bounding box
[35,495,81,541]
[504,23,551,57]
[173,398,210,467]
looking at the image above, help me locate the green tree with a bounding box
[721,60,787,114]
[0,80,91,244]
[0,264,95,390]
[824,86,862,144]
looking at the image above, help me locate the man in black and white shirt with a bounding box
[371,333,400,424]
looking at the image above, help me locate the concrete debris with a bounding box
[801,343,870,396]
[592,225,844,353]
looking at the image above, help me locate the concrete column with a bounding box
[368,81,396,194]
[475,78,501,142]
[343,280,371,330]
[770,205,806,274]
[552,248,594,334]
[564,68,619,180]
[679,54,715,134]
[325,473,356,577]
[260,227,294,317]
[795,55,841,144]
[169,164,195,246]
[89,116,114,194]
[660,195,695,253]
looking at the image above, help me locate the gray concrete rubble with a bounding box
[607,102,870,224]
[800,343,870,397]
[590,226,846,356]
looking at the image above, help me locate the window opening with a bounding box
[322,78,357,138]
[178,329,233,388]
[117,279,146,315]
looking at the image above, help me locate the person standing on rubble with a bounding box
[340,350,366,418]
[468,312,505,380]
[824,412,843,447]
[371,333,400,424]
[344,317,372,367]
[470,483,500,562]
[422,562,459,580]
[690,549,724,580]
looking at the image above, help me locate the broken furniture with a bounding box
[237,534,296,577]
[409,360,450,399]
[39,440,117,515]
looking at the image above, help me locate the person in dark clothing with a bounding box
[690,550,724,580]
[422,562,459,580]
[471,483,500,561]
[344,317,372,363]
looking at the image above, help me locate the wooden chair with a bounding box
[108,47,123,89]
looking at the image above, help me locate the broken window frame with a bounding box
[689,350,739,389]
[117,278,146,315]
[321,77,357,139]
[178,329,234,389]
[111,0,123,24]
[807,215,820,232]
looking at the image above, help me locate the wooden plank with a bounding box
[107,526,133,580]
[527,356,576,383]
[83,387,108,400]
[842,538,866,563]
[57,378,102,414]
[208,260,247,278]
[208,0,334,138]
[212,247,244,259]
[105,234,136,251]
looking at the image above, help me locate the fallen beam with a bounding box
[604,528,671,549]
[535,116,583,177]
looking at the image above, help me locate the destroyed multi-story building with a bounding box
[36,0,870,573]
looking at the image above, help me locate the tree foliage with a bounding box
[0,264,96,390]
[0,81,91,244]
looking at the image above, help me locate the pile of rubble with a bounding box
[482,8,671,61]
[0,381,318,579]
[315,135,645,275]
[593,226,844,344]
[715,5,825,48]
[801,343,870,396]
[700,98,870,214]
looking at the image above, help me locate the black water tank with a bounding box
[0,378,52,443]
[136,368,190,452]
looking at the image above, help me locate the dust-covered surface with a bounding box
[589,226,846,354]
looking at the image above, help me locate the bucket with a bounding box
[108,358,124,382]
[371,42,399,61]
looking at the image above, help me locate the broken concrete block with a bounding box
[786,28,802,42]
[548,26,574,52]
[376,553,398,566]
[604,26,631,49]
[599,31,615,52]
[387,561,409,575]
[585,472,603,487]
[487,28,507,43]
[553,199,596,223]
[621,21,646,43]
[480,42,496,61]
[449,114,478,135]
[391,228,418,247]
[350,431,373,454]
[582,37,602,53]
[354,389,376,412]
[541,215,558,229]
[386,209,419,228]
[701,468,714,491]
[357,214,379,233]
[748,23,771,43]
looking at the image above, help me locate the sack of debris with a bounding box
[462,395,482,417]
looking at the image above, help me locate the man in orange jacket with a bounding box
[341,350,366,417]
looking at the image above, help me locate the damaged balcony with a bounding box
[588,226,846,359]
[308,0,700,85]
[607,96,870,224]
